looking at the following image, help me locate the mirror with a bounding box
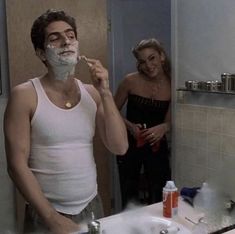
[0,54,2,95]
[2,0,235,233]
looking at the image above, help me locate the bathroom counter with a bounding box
[98,197,235,233]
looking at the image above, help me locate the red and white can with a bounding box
[163,181,178,218]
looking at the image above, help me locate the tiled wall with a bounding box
[0,98,16,232]
[174,102,235,200]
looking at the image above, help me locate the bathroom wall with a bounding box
[0,0,15,232]
[172,0,235,198]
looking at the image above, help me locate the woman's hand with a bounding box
[142,123,168,146]
[128,123,144,139]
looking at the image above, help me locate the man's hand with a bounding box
[46,212,80,234]
[81,56,109,93]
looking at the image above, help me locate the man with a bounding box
[4,9,128,234]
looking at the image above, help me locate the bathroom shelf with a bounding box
[177,88,235,95]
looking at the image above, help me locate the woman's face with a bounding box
[137,48,165,78]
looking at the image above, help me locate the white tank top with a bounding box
[29,77,97,215]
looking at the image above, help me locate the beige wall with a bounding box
[5,0,111,226]
[6,0,107,86]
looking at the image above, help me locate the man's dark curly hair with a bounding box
[31,9,77,51]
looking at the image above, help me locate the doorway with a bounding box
[107,0,171,213]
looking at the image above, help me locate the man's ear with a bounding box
[36,48,46,62]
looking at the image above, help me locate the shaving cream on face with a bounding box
[45,40,79,81]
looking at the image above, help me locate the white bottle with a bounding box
[194,182,214,214]
[163,181,179,218]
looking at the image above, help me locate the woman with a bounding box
[114,38,171,208]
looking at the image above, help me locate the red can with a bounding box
[163,181,178,218]
[136,124,146,148]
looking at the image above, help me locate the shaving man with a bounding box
[4,9,128,234]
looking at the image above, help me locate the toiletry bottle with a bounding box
[151,141,160,152]
[136,123,146,147]
[163,181,178,218]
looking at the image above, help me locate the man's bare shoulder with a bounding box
[11,81,34,95]
[8,81,36,108]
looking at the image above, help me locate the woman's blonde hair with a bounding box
[132,38,171,79]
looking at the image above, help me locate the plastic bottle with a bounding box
[151,141,160,152]
[136,123,146,147]
[194,182,213,213]
[163,181,179,218]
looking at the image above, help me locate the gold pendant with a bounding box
[65,102,72,108]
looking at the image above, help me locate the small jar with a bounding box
[205,81,213,91]
[221,73,232,92]
[185,80,199,90]
[230,74,235,91]
[198,81,206,90]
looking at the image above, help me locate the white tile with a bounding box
[179,163,196,183]
[193,110,207,132]
[222,109,235,136]
[207,133,221,153]
[193,148,207,166]
[221,135,235,155]
[191,165,207,184]
[175,111,182,129]
[207,108,223,134]
[194,130,207,149]
[181,110,194,130]
[180,129,195,147]
[175,144,193,163]
[207,151,222,170]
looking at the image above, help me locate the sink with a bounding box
[99,212,192,234]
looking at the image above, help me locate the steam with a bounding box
[100,202,175,234]
[193,174,235,233]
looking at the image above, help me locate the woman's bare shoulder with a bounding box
[121,72,141,85]
[125,71,140,79]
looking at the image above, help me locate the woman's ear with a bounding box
[36,48,46,62]
[160,52,166,64]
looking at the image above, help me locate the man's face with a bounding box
[43,21,79,68]
[38,21,79,80]
[44,20,77,49]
